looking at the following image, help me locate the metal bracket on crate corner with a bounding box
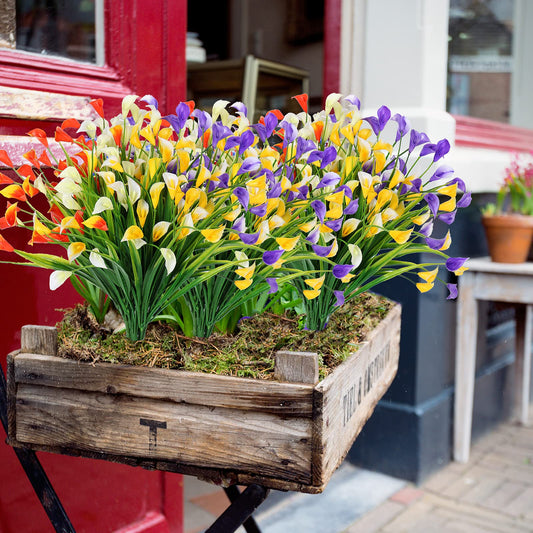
[205,484,269,533]
[0,364,76,533]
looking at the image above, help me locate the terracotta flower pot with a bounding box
[482,214,533,263]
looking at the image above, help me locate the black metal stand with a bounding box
[0,363,267,533]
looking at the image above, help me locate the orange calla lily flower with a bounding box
[0,150,13,168]
[83,216,109,231]
[1,184,26,201]
[27,128,49,148]
[0,234,14,252]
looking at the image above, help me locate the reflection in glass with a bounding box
[447,0,514,123]
[16,0,96,63]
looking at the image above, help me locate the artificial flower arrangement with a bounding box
[482,152,533,217]
[0,93,471,344]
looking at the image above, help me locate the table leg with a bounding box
[514,305,532,425]
[454,273,478,463]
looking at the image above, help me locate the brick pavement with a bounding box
[345,415,533,533]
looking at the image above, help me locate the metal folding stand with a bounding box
[0,363,268,533]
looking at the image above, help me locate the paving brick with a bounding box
[389,486,425,505]
[482,481,526,512]
[425,493,532,532]
[381,499,435,532]
[505,486,533,518]
[461,473,503,505]
[424,469,463,492]
[343,501,404,533]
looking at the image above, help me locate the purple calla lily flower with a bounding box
[141,94,158,109]
[311,200,327,222]
[217,173,229,188]
[409,129,430,152]
[267,277,278,294]
[312,243,334,257]
[211,122,231,146]
[321,146,337,169]
[451,177,466,192]
[446,283,458,300]
[233,187,249,209]
[224,136,241,151]
[232,216,246,233]
[430,164,454,182]
[280,120,297,146]
[238,129,255,155]
[127,116,136,126]
[325,219,343,232]
[191,109,212,137]
[166,160,178,174]
[306,228,320,244]
[267,181,282,199]
[175,102,190,130]
[439,211,456,225]
[426,235,447,250]
[316,172,341,189]
[419,221,434,237]
[344,199,359,215]
[345,95,361,109]
[334,290,345,306]
[307,150,323,164]
[335,184,353,199]
[366,106,391,135]
[434,139,450,161]
[297,185,309,200]
[296,137,316,160]
[250,203,268,217]
[446,257,468,272]
[254,112,280,142]
[457,191,472,208]
[239,232,260,245]
[263,249,284,265]
[425,193,440,217]
[231,101,248,117]
[238,157,261,175]
[392,113,410,142]
[332,264,353,279]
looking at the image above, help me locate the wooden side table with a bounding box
[454,257,533,463]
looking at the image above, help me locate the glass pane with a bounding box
[16,0,96,63]
[447,0,514,123]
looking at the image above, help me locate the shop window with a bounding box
[447,0,533,149]
[447,0,514,123]
[0,0,103,64]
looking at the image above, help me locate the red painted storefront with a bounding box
[0,1,187,531]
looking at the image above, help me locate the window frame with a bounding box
[0,0,187,116]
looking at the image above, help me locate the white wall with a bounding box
[340,0,518,194]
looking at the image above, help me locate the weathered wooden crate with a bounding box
[7,304,401,494]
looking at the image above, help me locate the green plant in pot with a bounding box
[482,152,533,263]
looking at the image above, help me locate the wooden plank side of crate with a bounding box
[312,304,401,486]
[13,353,314,416]
[15,383,314,484]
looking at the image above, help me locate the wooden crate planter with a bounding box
[7,304,401,494]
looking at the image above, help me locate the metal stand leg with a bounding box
[0,364,76,533]
[2,362,270,533]
[206,484,269,533]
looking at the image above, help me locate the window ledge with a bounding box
[454,115,533,153]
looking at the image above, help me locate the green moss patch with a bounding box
[57,292,393,381]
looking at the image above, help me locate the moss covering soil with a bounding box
[57,292,393,381]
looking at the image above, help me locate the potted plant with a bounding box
[2,93,470,492]
[482,152,533,263]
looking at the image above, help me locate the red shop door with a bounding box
[0,1,186,532]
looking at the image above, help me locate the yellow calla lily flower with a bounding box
[201,226,225,243]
